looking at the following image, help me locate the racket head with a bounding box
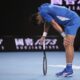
[43,56,47,75]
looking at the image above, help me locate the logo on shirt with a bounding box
[57,16,70,21]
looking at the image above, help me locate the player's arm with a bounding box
[39,12,66,37]
[38,22,50,43]
[39,8,66,38]
[51,20,63,33]
[41,22,50,38]
[50,20,66,37]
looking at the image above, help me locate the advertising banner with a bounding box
[0,36,80,52]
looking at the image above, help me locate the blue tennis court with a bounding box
[0,51,80,80]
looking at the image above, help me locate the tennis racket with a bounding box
[43,39,47,76]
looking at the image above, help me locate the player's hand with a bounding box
[38,36,45,44]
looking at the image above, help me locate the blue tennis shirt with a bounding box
[38,3,80,35]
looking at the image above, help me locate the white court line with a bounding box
[48,65,80,70]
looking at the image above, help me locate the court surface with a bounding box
[0,51,80,80]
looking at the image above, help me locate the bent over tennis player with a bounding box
[32,3,80,77]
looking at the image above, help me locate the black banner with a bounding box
[0,36,80,52]
[0,36,64,51]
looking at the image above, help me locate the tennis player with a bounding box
[33,3,80,77]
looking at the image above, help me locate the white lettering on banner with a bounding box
[25,38,33,46]
[51,0,62,5]
[64,0,77,5]
[46,39,57,45]
[51,0,80,11]
[35,39,57,45]
[15,38,33,46]
[14,38,59,50]
[77,6,80,10]
[0,39,3,45]
[0,39,4,50]
[35,38,59,49]
[78,0,80,4]
[35,40,42,45]
[15,38,24,46]
[51,0,79,5]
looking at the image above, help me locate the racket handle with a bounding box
[43,39,46,50]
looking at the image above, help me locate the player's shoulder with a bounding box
[54,5,67,9]
[48,4,67,10]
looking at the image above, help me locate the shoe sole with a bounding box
[56,73,73,77]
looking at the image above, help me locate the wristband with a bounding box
[61,32,66,38]
[42,32,47,37]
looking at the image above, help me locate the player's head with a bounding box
[31,12,44,25]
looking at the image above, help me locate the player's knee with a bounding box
[63,35,75,47]
[63,40,74,47]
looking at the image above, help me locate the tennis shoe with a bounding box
[56,68,73,77]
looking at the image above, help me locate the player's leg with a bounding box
[56,35,75,77]
[64,35,75,64]
[63,35,75,76]
[56,24,79,77]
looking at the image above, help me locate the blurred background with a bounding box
[0,0,80,51]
